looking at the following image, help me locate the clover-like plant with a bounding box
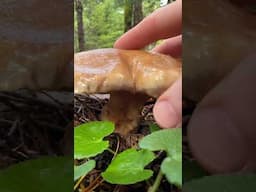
[74,121,156,185]
[102,148,155,184]
[74,121,114,185]
[74,160,96,181]
[139,128,182,189]
[74,121,182,192]
[74,121,114,159]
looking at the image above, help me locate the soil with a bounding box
[0,90,73,168]
[74,94,192,192]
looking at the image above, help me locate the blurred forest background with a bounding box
[74,0,173,52]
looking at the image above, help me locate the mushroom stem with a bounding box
[101,91,148,135]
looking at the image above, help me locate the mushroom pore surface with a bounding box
[74,48,181,135]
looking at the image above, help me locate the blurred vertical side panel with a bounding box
[0,0,73,191]
[183,0,256,191]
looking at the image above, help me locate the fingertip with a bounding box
[153,100,179,128]
[114,33,127,48]
[114,1,182,50]
[152,35,182,58]
[113,39,121,49]
[113,35,123,48]
[188,107,248,173]
[113,28,143,49]
[153,78,182,128]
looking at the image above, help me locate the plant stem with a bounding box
[148,170,163,192]
[107,148,116,154]
[74,174,86,191]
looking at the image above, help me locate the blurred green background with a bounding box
[74,0,173,52]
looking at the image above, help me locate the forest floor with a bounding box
[74,94,195,192]
[0,90,73,169]
[0,91,195,191]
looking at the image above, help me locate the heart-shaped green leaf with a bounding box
[183,174,256,192]
[74,121,114,159]
[139,128,181,158]
[102,149,155,184]
[74,160,96,181]
[0,157,73,192]
[149,123,160,133]
[139,128,182,187]
[161,157,182,188]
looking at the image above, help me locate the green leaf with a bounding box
[74,121,115,159]
[0,157,73,191]
[139,129,182,187]
[183,160,207,183]
[74,160,96,181]
[161,157,182,188]
[149,123,160,133]
[139,128,182,158]
[102,149,155,184]
[183,174,256,192]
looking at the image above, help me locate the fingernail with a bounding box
[154,100,178,128]
[188,107,247,173]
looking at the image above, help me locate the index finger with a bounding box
[114,0,182,49]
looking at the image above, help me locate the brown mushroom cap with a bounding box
[75,48,181,98]
[75,48,181,135]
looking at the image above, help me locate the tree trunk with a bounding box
[75,0,85,51]
[124,0,133,32]
[133,0,143,26]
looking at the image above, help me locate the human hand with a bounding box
[114,0,182,128]
[188,54,256,173]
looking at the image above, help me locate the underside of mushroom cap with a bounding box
[74,48,182,135]
[74,48,181,98]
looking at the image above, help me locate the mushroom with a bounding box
[74,48,181,135]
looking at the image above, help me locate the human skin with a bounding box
[188,54,256,173]
[115,0,256,173]
[114,0,182,128]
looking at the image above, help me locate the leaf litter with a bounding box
[0,89,73,169]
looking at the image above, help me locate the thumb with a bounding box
[188,54,256,173]
[153,77,182,128]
